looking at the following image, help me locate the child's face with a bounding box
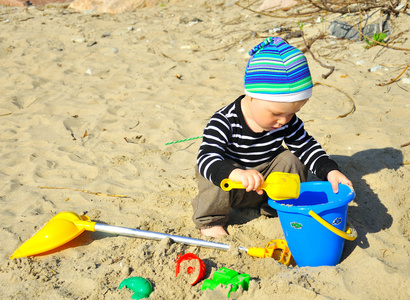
[246,97,308,132]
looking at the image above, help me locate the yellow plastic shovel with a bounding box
[10,211,293,265]
[10,211,237,259]
[220,172,300,200]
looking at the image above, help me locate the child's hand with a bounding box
[228,168,265,195]
[327,170,353,193]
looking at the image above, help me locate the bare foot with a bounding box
[200,226,228,238]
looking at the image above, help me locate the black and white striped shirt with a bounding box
[197,96,339,186]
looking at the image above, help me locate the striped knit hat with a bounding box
[244,37,313,102]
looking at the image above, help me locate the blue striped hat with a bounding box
[244,37,313,102]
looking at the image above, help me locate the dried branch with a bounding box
[300,32,326,53]
[302,0,404,14]
[235,0,321,18]
[301,32,335,79]
[314,82,356,119]
[0,97,39,117]
[376,65,409,86]
[348,15,410,51]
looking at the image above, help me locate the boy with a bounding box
[193,37,352,238]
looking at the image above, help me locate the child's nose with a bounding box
[281,115,294,125]
[277,116,288,126]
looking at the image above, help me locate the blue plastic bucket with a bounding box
[268,182,356,267]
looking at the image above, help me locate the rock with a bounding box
[328,20,392,40]
[72,37,86,43]
[0,0,25,6]
[369,65,382,72]
[258,0,297,11]
[87,41,97,47]
[0,0,72,7]
[69,0,179,14]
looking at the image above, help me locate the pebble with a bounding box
[315,16,324,23]
[369,65,382,72]
[356,60,365,65]
[72,38,86,43]
[396,4,405,10]
[85,68,93,75]
[180,45,199,50]
[104,48,118,55]
[87,41,97,47]
[402,78,410,84]
[329,20,391,40]
[269,27,281,34]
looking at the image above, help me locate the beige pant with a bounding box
[192,149,308,229]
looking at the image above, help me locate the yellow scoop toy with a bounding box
[247,239,292,266]
[220,172,300,200]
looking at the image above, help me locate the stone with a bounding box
[401,78,410,84]
[258,0,297,11]
[68,0,178,14]
[328,20,392,40]
[0,0,72,6]
[369,65,383,72]
[0,0,25,6]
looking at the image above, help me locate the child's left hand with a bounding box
[327,170,353,193]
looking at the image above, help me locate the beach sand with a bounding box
[0,1,409,299]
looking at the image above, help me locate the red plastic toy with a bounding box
[175,253,207,285]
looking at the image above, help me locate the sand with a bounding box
[0,1,409,299]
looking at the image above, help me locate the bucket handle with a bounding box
[309,210,357,241]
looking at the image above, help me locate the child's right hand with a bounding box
[228,168,265,195]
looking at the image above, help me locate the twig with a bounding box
[314,82,356,118]
[235,0,321,18]
[401,141,410,148]
[301,32,335,79]
[161,52,188,63]
[376,65,409,86]
[348,5,410,51]
[39,186,129,198]
[0,97,39,117]
[304,0,395,14]
[300,32,326,53]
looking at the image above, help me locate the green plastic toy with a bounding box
[118,276,153,299]
[201,267,250,298]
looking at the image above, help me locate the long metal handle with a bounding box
[94,223,231,251]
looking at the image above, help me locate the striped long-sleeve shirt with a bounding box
[197,96,339,186]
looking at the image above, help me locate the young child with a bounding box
[192,37,352,238]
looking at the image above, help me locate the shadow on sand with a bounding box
[333,147,403,260]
